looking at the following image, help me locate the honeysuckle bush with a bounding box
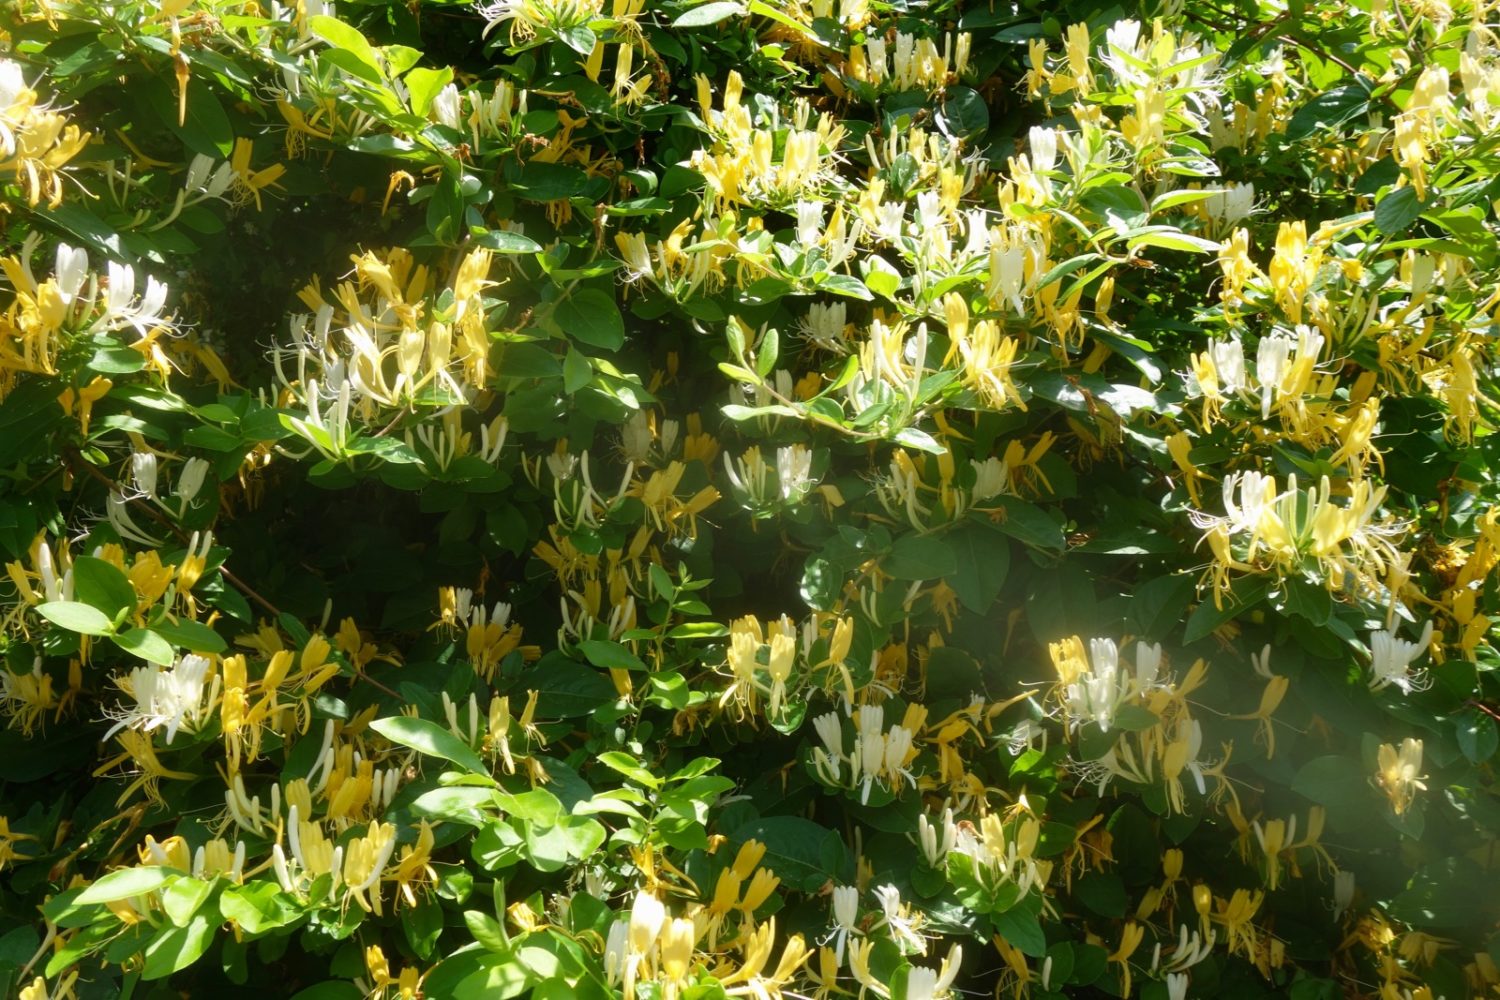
[1,0,1499,996]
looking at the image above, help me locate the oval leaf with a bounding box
[36,601,115,636]
[370,715,488,775]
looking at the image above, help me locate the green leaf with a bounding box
[885,534,957,580]
[595,751,662,789]
[818,274,873,300]
[554,289,624,351]
[405,66,454,116]
[1126,230,1220,254]
[1280,579,1332,626]
[892,427,944,454]
[673,1,744,26]
[370,716,488,774]
[1112,704,1158,732]
[140,913,215,980]
[990,498,1065,551]
[1182,577,1268,644]
[71,556,137,618]
[578,639,645,672]
[150,77,235,157]
[76,867,175,905]
[948,523,1010,613]
[991,902,1046,956]
[1285,82,1371,140]
[309,15,383,75]
[151,618,227,653]
[727,816,848,892]
[111,628,176,666]
[1375,185,1424,235]
[1292,755,1374,826]
[219,882,305,934]
[562,347,592,395]
[1455,707,1499,763]
[464,910,510,951]
[162,876,214,927]
[557,25,597,54]
[89,344,146,375]
[722,403,800,421]
[475,230,544,254]
[527,655,619,716]
[35,601,115,636]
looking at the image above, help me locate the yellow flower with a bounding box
[228,137,286,210]
[1375,738,1426,815]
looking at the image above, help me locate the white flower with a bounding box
[1028,126,1058,172]
[0,59,27,110]
[905,945,962,1000]
[876,201,905,242]
[831,884,859,930]
[130,452,159,500]
[175,457,211,512]
[1207,336,1248,394]
[915,192,943,230]
[813,711,843,757]
[99,261,172,335]
[620,411,654,465]
[1102,20,1147,85]
[546,448,578,482]
[104,260,137,319]
[1205,182,1255,225]
[55,244,89,304]
[1166,972,1189,1000]
[1135,641,1163,690]
[1157,924,1216,973]
[917,808,956,866]
[603,920,629,985]
[475,0,527,35]
[1332,869,1356,919]
[795,200,824,248]
[431,83,463,129]
[103,655,218,743]
[776,444,815,502]
[986,232,1027,315]
[872,883,926,953]
[1368,621,1434,693]
[798,302,847,353]
[1064,638,1132,732]
[106,491,164,546]
[1255,332,1294,417]
[960,209,990,257]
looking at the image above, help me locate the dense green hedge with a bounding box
[1,0,1499,997]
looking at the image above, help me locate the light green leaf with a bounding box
[71,556,137,618]
[309,15,382,74]
[371,716,488,774]
[1126,230,1221,254]
[405,65,454,116]
[475,230,544,254]
[76,866,175,905]
[595,751,662,789]
[673,1,744,26]
[140,913,215,980]
[162,876,214,927]
[35,601,115,636]
[112,628,176,666]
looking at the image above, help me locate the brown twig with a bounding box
[65,450,285,615]
[67,450,409,700]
